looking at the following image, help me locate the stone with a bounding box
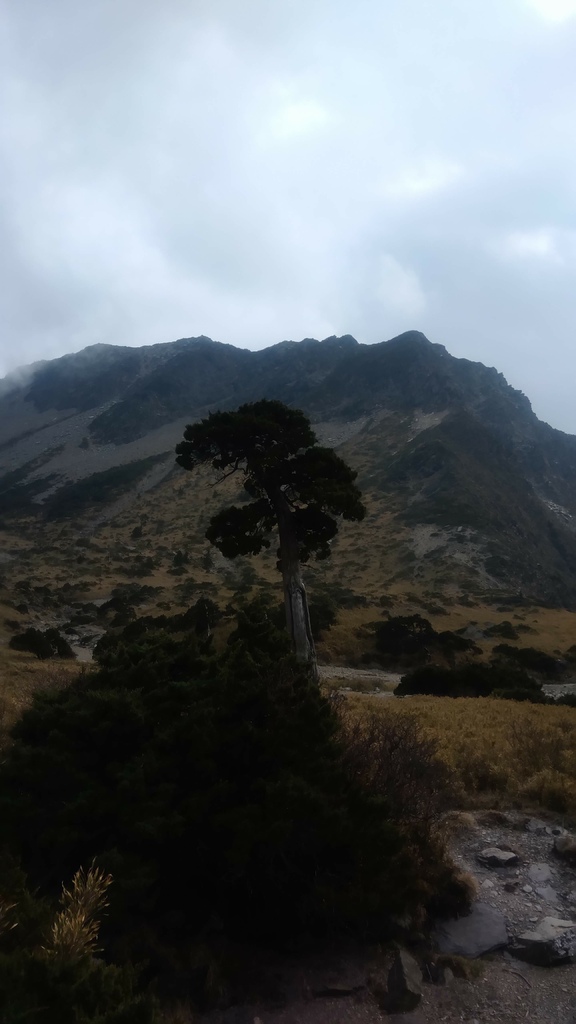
[379,950,422,1014]
[477,847,519,868]
[529,863,553,884]
[522,885,533,893]
[505,880,520,892]
[481,879,495,889]
[536,886,559,903]
[554,835,576,864]
[512,917,576,966]
[422,960,454,985]
[433,903,508,958]
[525,818,548,835]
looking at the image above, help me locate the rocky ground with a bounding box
[200,810,576,1024]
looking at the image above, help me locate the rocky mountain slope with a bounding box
[2,330,576,608]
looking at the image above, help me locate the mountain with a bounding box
[2,330,576,610]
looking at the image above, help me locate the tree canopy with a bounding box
[175,399,365,565]
[176,400,366,671]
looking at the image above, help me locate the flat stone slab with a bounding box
[512,916,576,966]
[477,847,519,868]
[433,903,508,958]
[535,885,559,903]
[528,862,553,883]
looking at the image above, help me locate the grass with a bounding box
[348,693,576,819]
[0,647,78,736]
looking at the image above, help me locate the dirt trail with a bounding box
[318,665,400,692]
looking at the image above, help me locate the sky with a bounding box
[1,0,576,430]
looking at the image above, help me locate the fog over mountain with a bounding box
[2,1,576,430]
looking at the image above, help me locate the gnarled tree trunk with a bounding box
[273,488,318,682]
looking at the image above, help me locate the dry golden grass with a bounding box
[42,863,113,962]
[348,694,576,819]
[0,648,78,735]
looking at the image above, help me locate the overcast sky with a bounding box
[1,0,576,429]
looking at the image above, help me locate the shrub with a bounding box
[9,628,76,660]
[0,861,158,1023]
[493,644,562,677]
[0,608,469,999]
[396,662,544,701]
[374,615,436,660]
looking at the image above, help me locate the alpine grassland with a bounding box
[348,694,576,817]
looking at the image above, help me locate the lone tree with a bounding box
[176,400,365,676]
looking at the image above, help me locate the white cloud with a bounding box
[376,255,427,316]
[525,0,576,22]
[268,99,334,141]
[2,1,576,429]
[379,159,464,200]
[497,228,562,261]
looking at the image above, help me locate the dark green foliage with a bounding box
[0,952,158,1024]
[396,662,545,701]
[45,455,168,520]
[373,615,436,659]
[176,400,365,566]
[372,616,480,667]
[0,606,468,1001]
[556,693,576,707]
[484,620,518,639]
[493,644,562,677]
[308,595,338,638]
[9,627,76,660]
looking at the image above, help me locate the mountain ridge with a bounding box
[2,330,576,608]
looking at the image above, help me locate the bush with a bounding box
[396,662,545,701]
[493,644,562,677]
[9,628,76,660]
[0,861,158,1023]
[374,615,436,660]
[0,607,469,998]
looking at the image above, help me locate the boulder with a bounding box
[380,950,423,1014]
[477,847,519,868]
[511,917,576,966]
[433,903,508,958]
[525,818,549,835]
[554,835,576,864]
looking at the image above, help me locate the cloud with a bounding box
[526,0,576,22]
[268,98,334,141]
[1,0,576,431]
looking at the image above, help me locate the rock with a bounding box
[512,917,576,966]
[554,835,576,863]
[422,960,454,985]
[505,881,520,892]
[522,885,533,893]
[481,879,495,889]
[477,847,519,868]
[433,903,508,958]
[379,950,422,1014]
[525,818,549,835]
[529,863,553,883]
[536,886,559,903]
[477,810,511,826]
